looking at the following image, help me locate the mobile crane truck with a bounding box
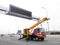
[18,17,49,41]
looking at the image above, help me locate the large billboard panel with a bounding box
[7,5,32,19]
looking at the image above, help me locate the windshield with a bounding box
[35,28,45,32]
[40,28,45,32]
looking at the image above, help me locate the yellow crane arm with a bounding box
[23,17,49,35]
[29,17,49,30]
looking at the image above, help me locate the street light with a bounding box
[42,7,49,34]
[42,7,48,17]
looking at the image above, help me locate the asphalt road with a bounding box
[0,35,60,45]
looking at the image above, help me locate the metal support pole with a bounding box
[42,7,49,34]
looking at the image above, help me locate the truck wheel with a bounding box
[41,38,44,41]
[35,38,39,41]
[31,38,33,40]
[37,38,40,41]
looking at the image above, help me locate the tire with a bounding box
[31,38,33,40]
[37,38,40,41]
[41,38,44,41]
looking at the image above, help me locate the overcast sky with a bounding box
[0,0,60,34]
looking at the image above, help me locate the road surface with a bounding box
[0,35,60,45]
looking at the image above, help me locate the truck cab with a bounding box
[32,28,46,41]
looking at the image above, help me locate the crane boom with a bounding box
[19,17,50,41]
[23,17,49,36]
[29,17,49,30]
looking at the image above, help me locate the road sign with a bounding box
[7,5,32,19]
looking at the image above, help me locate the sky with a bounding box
[0,0,60,34]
